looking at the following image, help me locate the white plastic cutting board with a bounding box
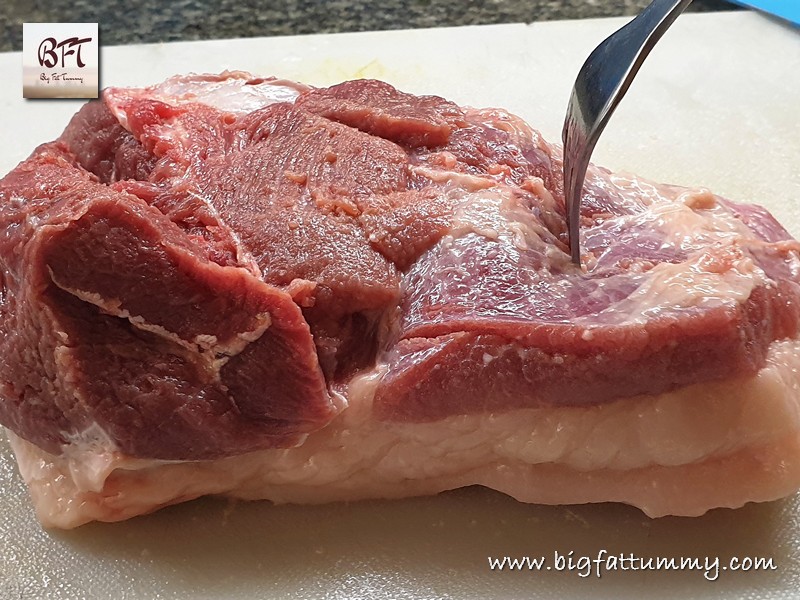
[1,12,799,600]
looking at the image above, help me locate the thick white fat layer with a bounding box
[8,337,800,528]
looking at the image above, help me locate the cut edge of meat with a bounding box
[0,145,340,460]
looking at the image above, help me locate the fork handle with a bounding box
[582,0,694,145]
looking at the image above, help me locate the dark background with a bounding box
[1,0,742,52]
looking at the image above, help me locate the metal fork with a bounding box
[562,0,693,265]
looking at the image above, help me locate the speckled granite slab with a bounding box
[1,0,740,52]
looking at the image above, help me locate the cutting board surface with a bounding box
[1,12,799,599]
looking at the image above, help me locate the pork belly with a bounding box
[2,71,799,527]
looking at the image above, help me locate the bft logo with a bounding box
[37,37,93,69]
[23,23,99,99]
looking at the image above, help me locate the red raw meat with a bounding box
[2,72,800,527]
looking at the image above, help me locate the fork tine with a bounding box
[561,0,694,266]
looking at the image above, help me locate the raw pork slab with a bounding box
[2,71,800,527]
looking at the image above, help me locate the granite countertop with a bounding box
[1,0,742,53]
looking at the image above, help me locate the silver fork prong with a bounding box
[562,115,589,265]
[562,0,693,265]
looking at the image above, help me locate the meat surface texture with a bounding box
[2,71,800,527]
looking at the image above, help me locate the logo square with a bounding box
[23,23,99,99]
